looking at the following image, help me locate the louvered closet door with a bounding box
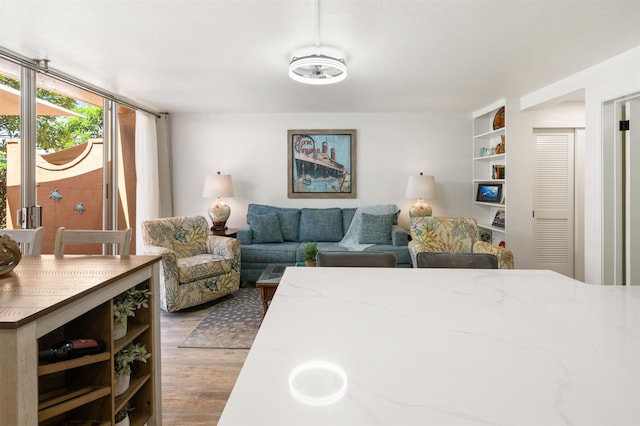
[534,130,575,277]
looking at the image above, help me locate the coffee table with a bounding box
[255,263,293,313]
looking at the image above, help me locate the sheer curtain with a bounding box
[135,111,172,253]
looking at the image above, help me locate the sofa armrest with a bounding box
[473,241,515,269]
[207,235,241,272]
[391,225,409,247]
[237,226,252,245]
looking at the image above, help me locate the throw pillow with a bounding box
[248,213,284,243]
[247,204,301,242]
[359,213,394,244]
[299,208,343,242]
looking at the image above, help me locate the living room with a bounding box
[2,1,640,425]
[2,1,639,284]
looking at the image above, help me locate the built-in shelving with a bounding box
[473,100,507,245]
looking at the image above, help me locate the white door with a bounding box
[533,130,575,277]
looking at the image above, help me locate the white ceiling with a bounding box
[1,0,639,114]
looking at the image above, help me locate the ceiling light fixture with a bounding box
[289,0,347,85]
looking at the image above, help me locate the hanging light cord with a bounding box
[314,0,320,55]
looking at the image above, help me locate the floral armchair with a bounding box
[141,215,241,312]
[408,216,514,269]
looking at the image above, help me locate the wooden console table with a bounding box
[0,255,161,426]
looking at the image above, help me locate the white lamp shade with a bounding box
[405,174,436,200]
[202,173,234,198]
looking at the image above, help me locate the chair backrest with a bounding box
[0,227,44,255]
[416,252,498,269]
[409,216,479,253]
[141,216,209,254]
[316,251,397,268]
[54,227,132,255]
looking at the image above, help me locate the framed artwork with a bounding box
[476,183,502,203]
[287,129,357,198]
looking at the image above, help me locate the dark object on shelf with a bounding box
[39,338,106,363]
[492,210,506,229]
[479,228,492,243]
[492,165,505,179]
[493,106,505,130]
[476,183,503,203]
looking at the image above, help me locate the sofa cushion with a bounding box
[248,213,284,243]
[359,213,394,244]
[277,208,301,241]
[171,240,202,258]
[241,242,299,263]
[299,208,344,242]
[342,208,357,233]
[247,204,301,242]
[177,254,233,283]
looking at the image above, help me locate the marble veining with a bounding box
[220,268,640,425]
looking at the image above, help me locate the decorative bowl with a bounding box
[0,234,22,275]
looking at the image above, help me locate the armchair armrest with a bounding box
[473,241,514,269]
[207,235,241,272]
[408,240,426,267]
[391,225,409,247]
[142,244,180,310]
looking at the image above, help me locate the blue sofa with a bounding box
[237,204,411,282]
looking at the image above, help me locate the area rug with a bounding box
[180,287,263,349]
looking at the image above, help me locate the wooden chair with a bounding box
[416,252,498,269]
[0,227,44,255]
[54,227,132,255]
[316,251,397,268]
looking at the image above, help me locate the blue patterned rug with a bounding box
[180,287,263,349]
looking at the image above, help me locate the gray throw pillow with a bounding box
[299,208,343,242]
[359,213,394,244]
[248,213,284,243]
[247,204,301,242]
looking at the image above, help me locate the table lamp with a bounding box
[202,172,235,234]
[405,173,436,217]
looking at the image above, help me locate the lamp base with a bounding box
[211,221,228,235]
[208,197,231,235]
[409,199,432,218]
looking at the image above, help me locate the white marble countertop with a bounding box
[219,268,640,425]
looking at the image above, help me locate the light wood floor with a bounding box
[160,305,249,425]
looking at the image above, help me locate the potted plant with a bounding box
[115,401,134,426]
[303,241,319,267]
[114,342,151,396]
[113,287,150,340]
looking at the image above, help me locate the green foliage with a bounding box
[114,287,151,329]
[0,75,104,154]
[115,401,134,423]
[114,342,151,377]
[303,241,319,262]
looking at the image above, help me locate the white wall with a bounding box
[506,100,585,272]
[520,45,640,284]
[170,113,471,230]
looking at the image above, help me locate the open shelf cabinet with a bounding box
[473,100,507,246]
[0,256,161,426]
